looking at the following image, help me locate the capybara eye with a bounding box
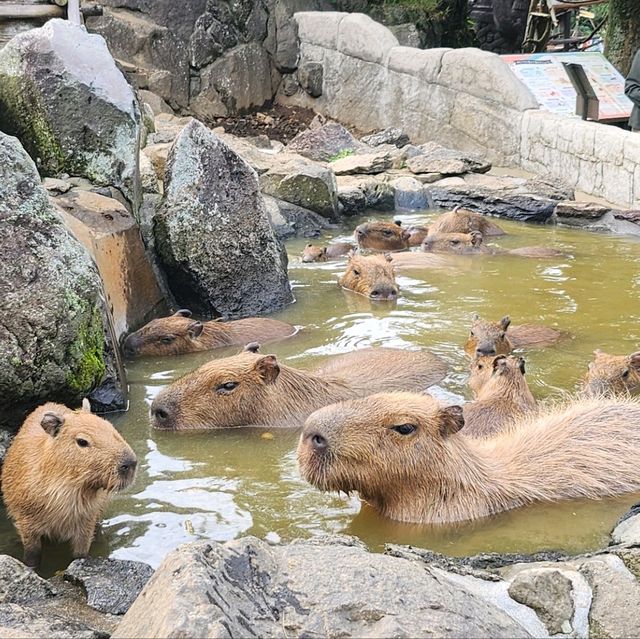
[451,240,460,246]
[470,331,475,337]
[391,424,417,436]
[477,363,483,369]
[216,381,239,394]
[352,269,361,277]
[383,230,393,236]
[76,438,89,448]
[160,336,175,344]
[622,369,630,379]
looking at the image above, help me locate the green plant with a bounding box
[329,149,356,162]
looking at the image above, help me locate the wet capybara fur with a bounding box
[354,221,410,252]
[338,253,399,300]
[463,355,537,437]
[405,225,430,247]
[583,349,640,397]
[421,231,490,255]
[1,402,137,567]
[464,314,563,357]
[298,392,640,524]
[150,347,448,430]
[301,242,355,263]
[123,309,296,357]
[428,208,505,237]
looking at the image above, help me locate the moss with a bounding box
[329,149,355,162]
[612,550,640,582]
[605,0,640,75]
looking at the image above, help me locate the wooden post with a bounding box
[0,4,65,19]
[67,0,81,24]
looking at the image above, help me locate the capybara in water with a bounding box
[428,207,505,237]
[338,253,399,301]
[354,220,409,252]
[583,349,640,397]
[404,224,429,247]
[1,401,137,567]
[463,355,537,437]
[464,314,563,357]
[298,392,640,524]
[301,242,355,263]
[123,309,297,358]
[150,347,448,430]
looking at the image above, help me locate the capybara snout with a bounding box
[338,253,399,300]
[465,314,512,357]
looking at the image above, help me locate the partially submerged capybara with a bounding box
[298,392,640,524]
[354,220,410,252]
[338,253,399,301]
[405,224,429,247]
[123,309,297,357]
[428,207,505,237]
[1,401,137,567]
[301,242,355,263]
[463,355,537,437]
[150,347,448,430]
[583,349,640,397]
[464,314,563,357]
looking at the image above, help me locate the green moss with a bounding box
[329,149,355,162]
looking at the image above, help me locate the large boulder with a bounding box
[286,121,366,162]
[406,142,492,176]
[153,120,293,318]
[0,132,125,423]
[0,20,140,205]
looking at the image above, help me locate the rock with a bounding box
[0,556,55,604]
[139,152,160,194]
[554,200,611,220]
[336,13,399,64]
[388,23,421,48]
[330,150,394,175]
[280,73,300,96]
[43,178,73,195]
[64,558,154,616]
[268,0,301,72]
[0,132,125,423]
[113,537,531,639]
[264,195,333,240]
[507,569,574,634]
[611,510,640,546]
[260,157,339,219]
[142,144,171,181]
[407,143,492,176]
[336,175,395,214]
[138,90,173,117]
[612,208,640,225]
[362,127,410,148]
[393,176,429,210]
[148,113,194,146]
[298,61,323,97]
[0,20,140,205]
[286,121,366,162]
[154,120,292,318]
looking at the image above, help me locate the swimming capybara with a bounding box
[123,309,297,358]
[338,253,399,301]
[464,314,563,357]
[404,224,430,247]
[150,347,448,430]
[298,392,640,524]
[463,355,537,437]
[428,207,505,237]
[421,232,562,258]
[583,349,640,397]
[301,242,355,263]
[1,401,137,567]
[354,220,409,252]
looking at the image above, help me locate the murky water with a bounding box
[4,209,640,574]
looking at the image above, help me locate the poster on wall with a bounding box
[502,52,632,122]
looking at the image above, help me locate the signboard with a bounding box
[502,52,632,121]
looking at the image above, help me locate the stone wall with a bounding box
[280,12,640,208]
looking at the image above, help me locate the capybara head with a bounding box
[467,356,497,396]
[464,314,512,357]
[298,392,464,503]
[405,224,429,247]
[469,355,527,397]
[354,220,409,252]
[150,350,283,430]
[421,231,485,255]
[123,310,205,358]
[584,350,640,397]
[338,253,399,301]
[301,244,327,263]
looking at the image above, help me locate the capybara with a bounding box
[338,253,399,301]
[123,309,297,358]
[428,207,505,237]
[298,392,640,524]
[354,220,409,252]
[421,232,562,258]
[1,401,137,567]
[150,347,448,430]
[405,224,430,247]
[463,355,537,437]
[583,349,640,397]
[301,242,355,263]
[464,314,563,357]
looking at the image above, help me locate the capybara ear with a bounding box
[470,231,483,246]
[452,205,461,214]
[81,398,91,413]
[41,412,64,437]
[593,349,603,356]
[394,220,402,227]
[438,406,465,437]
[173,309,193,318]
[518,357,526,375]
[255,355,280,384]
[321,247,328,256]
[244,342,261,353]
[492,355,508,374]
[500,316,511,331]
[187,321,204,339]
[401,229,411,241]
[306,243,313,248]
[472,312,479,321]
[384,253,393,263]
[629,352,640,370]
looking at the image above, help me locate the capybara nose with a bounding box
[122,335,139,358]
[118,455,137,475]
[310,432,328,451]
[476,345,496,356]
[355,227,366,239]
[150,400,174,428]
[370,287,398,301]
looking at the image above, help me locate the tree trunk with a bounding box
[606,0,640,76]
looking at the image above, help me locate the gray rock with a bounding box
[64,558,154,616]
[0,20,140,205]
[336,175,395,214]
[0,132,125,423]
[407,143,491,176]
[331,150,394,175]
[286,121,366,162]
[0,555,55,604]
[388,22,421,48]
[508,569,574,634]
[138,90,173,117]
[154,120,293,318]
[362,127,410,148]
[611,510,640,547]
[554,200,611,220]
[393,176,429,209]
[264,195,333,239]
[260,157,339,219]
[280,73,300,96]
[113,537,532,638]
[298,61,323,97]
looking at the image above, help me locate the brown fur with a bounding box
[123,309,296,358]
[463,355,537,437]
[421,231,490,255]
[1,402,136,567]
[338,253,399,300]
[354,220,410,252]
[583,349,640,397]
[429,208,505,237]
[301,242,355,263]
[464,314,563,357]
[298,392,640,524]
[405,225,430,247]
[150,347,448,430]
[388,252,455,271]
